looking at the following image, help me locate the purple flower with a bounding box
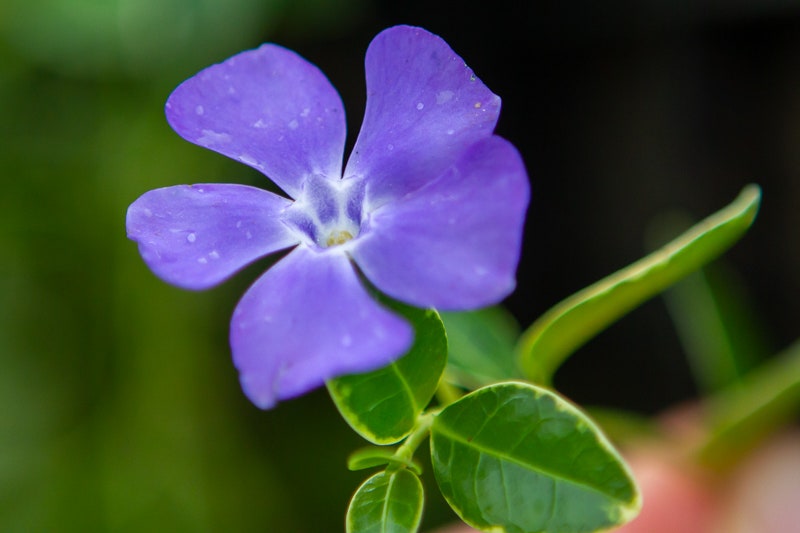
[126,26,529,409]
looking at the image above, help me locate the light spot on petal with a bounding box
[387,144,394,151]
[446,129,455,135]
[236,220,242,228]
[209,250,220,260]
[252,118,268,128]
[436,90,454,104]
[300,107,310,117]
[198,129,231,145]
[245,231,252,239]
[195,105,204,115]
[186,233,196,243]
[198,257,208,264]
[416,102,424,110]
[143,208,153,218]
[341,334,352,347]
[288,119,299,129]
[474,102,482,109]
[238,154,258,166]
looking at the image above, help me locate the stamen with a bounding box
[326,230,354,247]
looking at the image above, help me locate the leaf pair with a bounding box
[345,382,641,533]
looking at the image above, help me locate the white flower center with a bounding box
[283,175,365,249]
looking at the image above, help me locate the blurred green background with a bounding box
[1,1,799,531]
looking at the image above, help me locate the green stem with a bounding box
[435,380,463,407]
[388,412,435,472]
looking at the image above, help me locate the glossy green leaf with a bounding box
[328,301,447,444]
[440,307,522,389]
[519,185,761,385]
[346,469,424,533]
[347,447,422,475]
[430,382,640,533]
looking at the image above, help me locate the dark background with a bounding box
[2,1,798,531]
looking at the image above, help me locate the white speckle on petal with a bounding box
[387,144,394,151]
[143,208,153,218]
[209,250,220,260]
[245,231,252,239]
[236,220,242,228]
[446,129,455,135]
[253,118,268,128]
[436,90,454,104]
[228,86,236,94]
[195,105,204,115]
[197,129,231,145]
[474,266,488,276]
[416,102,424,110]
[238,154,258,166]
[341,334,352,347]
[288,119,299,129]
[186,233,196,243]
[300,107,310,117]
[278,135,284,142]
[198,257,208,264]
[474,102,482,109]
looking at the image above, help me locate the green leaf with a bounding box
[430,382,640,533]
[519,185,761,385]
[328,301,447,444]
[697,339,800,471]
[346,469,424,533]
[347,447,423,475]
[662,263,767,393]
[440,307,522,389]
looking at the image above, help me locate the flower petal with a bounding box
[126,184,298,290]
[166,44,346,199]
[351,136,529,310]
[345,25,501,206]
[230,246,413,409]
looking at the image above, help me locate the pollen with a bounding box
[326,230,354,247]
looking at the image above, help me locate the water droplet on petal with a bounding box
[187,233,196,243]
[288,119,299,129]
[416,102,424,110]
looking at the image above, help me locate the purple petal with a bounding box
[230,246,413,409]
[351,136,529,310]
[345,25,501,206]
[166,44,346,199]
[126,184,298,290]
